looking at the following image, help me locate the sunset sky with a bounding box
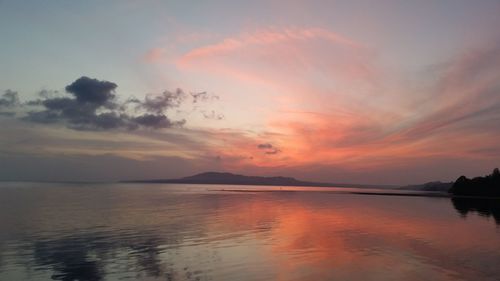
[1,0,500,184]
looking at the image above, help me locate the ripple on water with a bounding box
[1,183,500,281]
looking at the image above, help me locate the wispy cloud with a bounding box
[181,41,500,179]
[1,29,499,183]
[175,27,377,92]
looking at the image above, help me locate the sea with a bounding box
[0,182,499,281]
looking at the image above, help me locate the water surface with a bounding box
[0,182,499,280]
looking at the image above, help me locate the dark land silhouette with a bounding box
[400,181,453,192]
[449,168,500,197]
[124,169,500,199]
[123,172,396,188]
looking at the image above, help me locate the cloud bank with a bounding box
[1,76,221,131]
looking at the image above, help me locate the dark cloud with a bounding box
[140,89,185,114]
[257,143,273,149]
[24,110,60,124]
[3,76,222,131]
[257,143,281,155]
[24,99,44,106]
[23,76,131,130]
[22,90,61,106]
[43,97,78,111]
[0,90,20,117]
[23,94,127,130]
[132,114,185,129]
[0,90,19,108]
[65,76,117,106]
[191,92,219,103]
[190,92,223,120]
[20,76,189,131]
[70,113,130,131]
[0,112,15,117]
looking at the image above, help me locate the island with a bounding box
[400,181,452,192]
[122,172,395,188]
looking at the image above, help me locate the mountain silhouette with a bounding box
[400,181,452,192]
[123,172,395,188]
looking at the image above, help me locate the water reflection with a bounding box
[451,197,500,225]
[34,234,104,280]
[0,183,500,281]
[31,231,204,281]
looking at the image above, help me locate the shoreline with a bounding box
[215,189,500,199]
[214,189,447,197]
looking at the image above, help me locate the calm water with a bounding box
[0,183,499,281]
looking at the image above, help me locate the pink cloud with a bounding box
[178,27,359,62]
[193,44,500,177]
[138,28,500,183]
[175,26,376,91]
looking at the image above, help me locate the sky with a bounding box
[1,0,500,185]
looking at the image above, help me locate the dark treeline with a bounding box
[449,168,500,197]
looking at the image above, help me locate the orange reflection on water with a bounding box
[202,193,500,281]
[2,184,500,281]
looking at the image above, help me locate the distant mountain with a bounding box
[123,172,395,188]
[400,181,453,192]
[400,168,500,197]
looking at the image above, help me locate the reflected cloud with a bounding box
[31,231,204,281]
[34,235,105,281]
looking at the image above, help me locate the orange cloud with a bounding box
[191,42,500,178]
[118,32,500,182]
